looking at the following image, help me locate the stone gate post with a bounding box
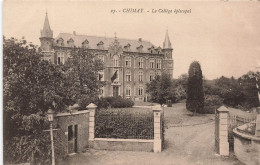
[217,106,229,156]
[153,106,162,153]
[87,103,97,147]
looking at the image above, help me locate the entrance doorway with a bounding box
[68,125,78,154]
[113,86,119,96]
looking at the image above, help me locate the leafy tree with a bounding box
[3,37,105,163]
[146,72,174,105]
[172,74,188,101]
[186,61,204,113]
[64,49,105,108]
[238,71,260,108]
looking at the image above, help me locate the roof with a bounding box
[54,33,158,53]
[163,29,172,49]
[41,13,53,38]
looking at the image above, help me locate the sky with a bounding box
[3,0,260,80]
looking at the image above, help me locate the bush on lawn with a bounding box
[203,95,223,114]
[97,96,134,109]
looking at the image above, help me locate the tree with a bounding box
[238,71,260,109]
[3,37,105,163]
[64,49,105,108]
[3,37,75,163]
[186,61,204,113]
[146,72,174,105]
[172,74,188,101]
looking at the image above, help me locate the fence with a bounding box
[228,114,256,151]
[95,109,154,139]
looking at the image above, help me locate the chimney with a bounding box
[138,38,142,42]
[73,31,76,35]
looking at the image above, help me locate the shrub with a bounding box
[95,109,153,139]
[203,95,223,114]
[97,96,134,109]
[186,61,205,113]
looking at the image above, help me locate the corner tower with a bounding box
[39,11,54,62]
[162,30,174,78]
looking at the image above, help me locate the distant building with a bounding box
[39,13,174,101]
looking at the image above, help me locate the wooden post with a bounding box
[153,106,162,153]
[217,106,229,156]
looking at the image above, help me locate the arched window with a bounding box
[157,59,161,69]
[126,71,131,82]
[138,86,143,96]
[150,59,155,69]
[150,72,154,81]
[126,85,131,96]
[113,55,119,67]
[139,71,143,82]
[138,57,143,68]
[57,52,65,65]
[125,57,131,67]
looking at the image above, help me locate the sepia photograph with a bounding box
[2,0,260,164]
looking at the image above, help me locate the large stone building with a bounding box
[39,13,173,101]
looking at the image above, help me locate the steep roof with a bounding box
[54,33,156,53]
[163,30,172,49]
[41,13,53,38]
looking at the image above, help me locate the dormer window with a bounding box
[67,38,74,47]
[137,45,143,53]
[82,39,89,48]
[156,46,162,54]
[57,38,64,47]
[97,41,104,50]
[148,46,155,54]
[124,43,131,51]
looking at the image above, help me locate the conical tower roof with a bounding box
[163,29,172,49]
[41,12,53,38]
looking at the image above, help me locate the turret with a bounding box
[162,29,173,59]
[39,11,53,52]
[162,30,174,78]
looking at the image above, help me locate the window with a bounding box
[98,70,104,81]
[99,87,104,96]
[126,71,131,81]
[150,72,154,81]
[138,57,143,68]
[139,71,143,82]
[138,86,143,96]
[157,59,161,69]
[150,59,155,69]
[113,55,119,67]
[57,52,64,65]
[126,86,131,96]
[125,57,131,67]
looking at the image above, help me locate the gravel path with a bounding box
[60,103,244,165]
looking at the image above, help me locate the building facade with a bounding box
[39,13,174,101]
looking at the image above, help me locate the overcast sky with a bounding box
[3,1,260,79]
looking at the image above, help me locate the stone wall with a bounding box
[233,126,260,165]
[54,110,90,155]
[93,138,154,152]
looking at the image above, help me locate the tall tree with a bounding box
[146,72,174,105]
[186,61,204,113]
[65,49,105,108]
[3,37,75,163]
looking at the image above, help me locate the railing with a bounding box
[228,114,256,151]
[95,109,154,139]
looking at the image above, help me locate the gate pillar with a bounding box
[216,106,229,156]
